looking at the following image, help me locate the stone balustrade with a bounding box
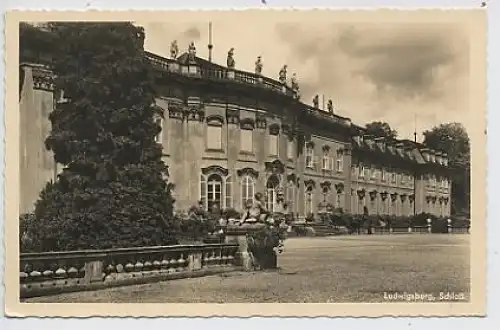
[20,243,239,298]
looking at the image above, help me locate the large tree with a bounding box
[365,121,398,139]
[422,123,470,216]
[25,23,176,252]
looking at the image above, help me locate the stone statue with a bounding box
[327,99,333,113]
[227,48,235,69]
[170,40,179,59]
[188,41,197,62]
[290,73,299,91]
[278,65,288,84]
[313,94,319,108]
[255,56,263,75]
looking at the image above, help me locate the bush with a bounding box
[247,224,287,269]
[24,23,177,252]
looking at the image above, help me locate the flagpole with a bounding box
[413,113,417,216]
[208,22,213,62]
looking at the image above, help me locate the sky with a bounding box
[137,11,472,142]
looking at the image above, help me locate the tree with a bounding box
[24,23,177,252]
[365,121,398,139]
[422,123,470,216]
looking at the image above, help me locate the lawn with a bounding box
[25,234,470,303]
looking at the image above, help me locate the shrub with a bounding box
[247,224,287,269]
[24,23,177,252]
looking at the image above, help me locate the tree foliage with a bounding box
[365,121,398,139]
[423,123,470,216]
[24,23,177,252]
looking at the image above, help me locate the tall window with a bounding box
[305,144,314,168]
[381,168,386,181]
[206,120,222,150]
[322,152,330,170]
[241,175,255,207]
[200,173,232,210]
[269,134,278,156]
[287,139,294,159]
[391,172,397,183]
[286,181,295,212]
[371,168,378,180]
[266,176,279,213]
[240,128,253,153]
[336,149,344,172]
[305,186,314,215]
[225,176,232,208]
[154,117,163,143]
[207,174,222,210]
[359,164,365,178]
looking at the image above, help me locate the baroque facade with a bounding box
[19,45,452,219]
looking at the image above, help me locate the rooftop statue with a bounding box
[255,56,263,75]
[227,48,235,69]
[170,40,179,59]
[188,41,197,62]
[313,94,319,108]
[327,99,334,114]
[278,65,288,84]
[290,73,299,91]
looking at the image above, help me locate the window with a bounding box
[359,164,365,178]
[371,168,378,180]
[266,177,279,213]
[225,176,232,208]
[241,175,255,207]
[206,174,222,210]
[305,144,314,168]
[322,155,330,170]
[286,181,295,211]
[287,140,294,159]
[351,165,358,178]
[154,117,163,143]
[391,172,397,183]
[200,173,232,210]
[364,166,370,179]
[401,174,406,184]
[305,186,314,215]
[336,150,344,172]
[240,129,253,153]
[381,168,386,181]
[207,125,222,150]
[269,134,278,156]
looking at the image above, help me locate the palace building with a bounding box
[19,41,452,218]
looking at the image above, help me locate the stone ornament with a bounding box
[255,56,263,75]
[188,41,197,62]
[170,40,179,59]
[278,65,287,84]
[227,48,235,69]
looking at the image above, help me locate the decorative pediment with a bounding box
[409,194,415,202]
[357,188,366,199]
[322,145,330,152]
[265,159,286,175]
[390,193,398,201]
[334,182,344,193]
[369,190,378,201]
[168,104,185,120]
[186,106,205,122]
[431,195,437,203]
[426,195,432,202]
[400,194,407,202]
[226,108,240,125]
[320,181,332,192]
[304,179,316,189]
[206,114,225,125]
[236,167,259,178]
[269,123,280,135]
[240,117,255,130]
[281,123,291,135]
[287,173,299,185]
[443,197,449,204]
[380,191,388,201]
[201,165,228,177]
[255,112,267,129]
[438,196,444,204]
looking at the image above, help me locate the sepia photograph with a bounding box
[4,9,486,317]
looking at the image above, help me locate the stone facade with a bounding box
[19,51,452,218]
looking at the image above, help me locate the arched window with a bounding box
[286,180,296,213]
[268,124,279,156]
[207,174,223,210]
[200,173,232,210]
[304,185,314,215]
[266,175,280,212]
[241,175,255,207]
